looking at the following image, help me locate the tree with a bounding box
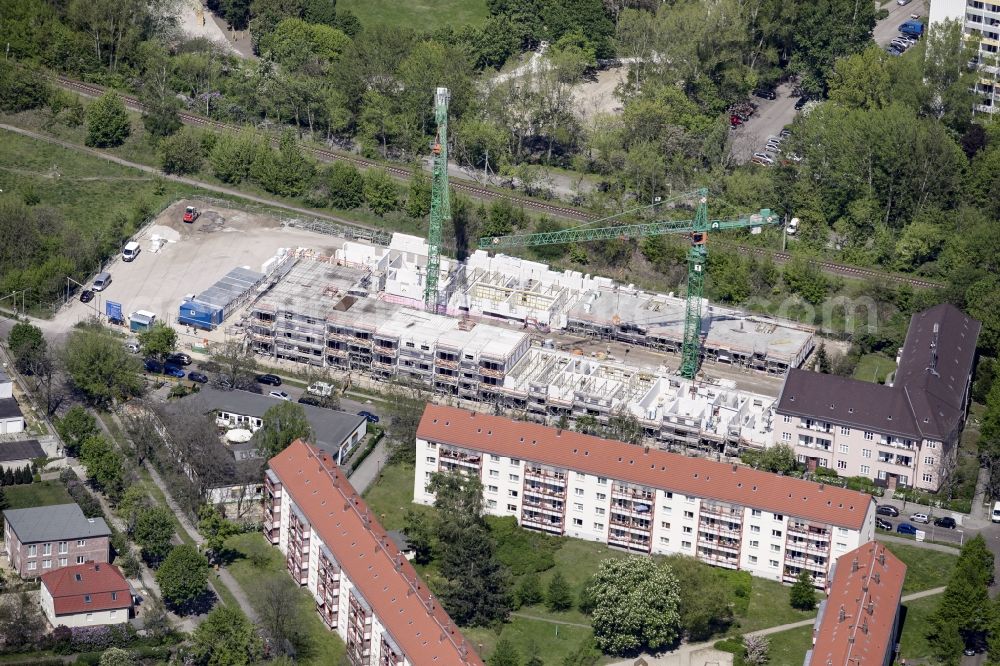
[191,604,264,666]
[139,323,177,361]
[325,162,365,209]
[783,258,829,305]
[0,61,51,113]
[85,91,131,148]
[255,401,313,458]
[758,444,798,475]
[7,321,46,374]
[198,505,239,561]
[210,131,264,184]
[99,647,136,666]
[516,573,543,607]
[62,324,144,407]
[257,578,305,658]
[55,407,98,458]
[160,130,204,175]
[666,556,736,640]
[789,569,817,610]
[590,556,682,655]
[210,340,259,391]
[0,590,43,649]
[815,344,831,374]
[156,544,209,611]
[743,634,770,666]
[828,46,893,110]
[402,508,434,565]
[546,571,573,612]
[489,637,522,666]
[135,506,176,563]
[79,435,126,500]
[405,170,432,219]
[363,169,398,216]
[252,130,315,198]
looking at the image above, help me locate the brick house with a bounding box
[2,504,111,578]
[40,562,133,628]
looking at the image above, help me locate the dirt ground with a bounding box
[45,199,351,348]
[571,66,629,121]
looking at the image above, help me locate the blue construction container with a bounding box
[178,300,223,330]
[178,267,264,330]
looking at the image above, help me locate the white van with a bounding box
[992,501,1000,523]
[92,272,112,291]
[307,381,335,397]
[122,242,141,262]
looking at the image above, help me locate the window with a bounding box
[489,469,499,478]
[864,431,874,441]
[862,449,872,459]
[665,492,673,499]
[836,542,847,549]
[595,507,605,515]
[662,506,672,514]
[510,458,520,466]
[682,541,692,549]
[838,527,848,535]
[86,613,94,622]
[773,514,783,521]
[684,511,694,519]
[837,460,847,470]
[597,477,607,485]
[487,499,497,508]
[594,522,604,531]
[771,544,781,552]
[575,488,585,497]
[781,432,791,441]
[508,490,518,498]
[573,518,583,527]
[682,526,692,534]
[507,504,517,512]
[574,503,584,512]
[487,485,498,493]
[84,595,92,604]
[27,545,36,557]
[749,540,759,549]
[750,525,761,533]
[59,558,67,566]
[751,509,762,517]
[76,556,85,564]
[28,561,36,571]
[748,555,758,564]
[42,560,52,569]
[923,473,933,483]
[924,456,935,465]
[509,474,520,482]
[769,559,779,568]
[111,592,117,601]
[860,465,870,475]
[783,415,792,423]
[43,543,51,556]
[661,520,672,529]
[109,610,118,618]
[840,426,850,435]
[426,456,436,464]
[427,442,436,449]
[772,529,783,538]
[838,444,849,454]
[596,492,606,501]
[490,454,500,462]
[660,537,670,545]
[685,496,695,503]
[58,541,68,554]
[926,441,937,449]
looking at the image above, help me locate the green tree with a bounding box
[85,91,131,148]
[827,46,893,110]
[363,169,399,216]
[210,131,263,184]
[590,556,682,655]
[406,170,432,219]
[7,322,47,375]
[156,544,209,610]
[79,435,126,500]
[252,130,315,198]
[191,604,264,666]
[98,647,136,666]
[198,505,239,561]
[789,569,817,610]
[516,573,544,608]
[325,162,365,209]
[56,406,98,457]
[783,258,829,305]
[401,508,434,565]
[0,61,51,113]
[135,506,176,563]
[138,323,177,361]
[546,571,573,612]
[255,401,313,458]
[489,637,522,666]
[790,0,878,94]
[62,325,144,407]
[816,344,831,374]
[758,444,798,474]
[160,130,204,175]
[666,556,736,640]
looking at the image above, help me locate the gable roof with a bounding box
[186,386,366,454]
[0,439,44,463]
[2,504,111,543]
[268,440,483,666]
[41,563,131,615]
[809,542,906,666]
[417,405,873,530]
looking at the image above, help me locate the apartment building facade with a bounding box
[414,405,876,587]
[775,304,979,492]
[265,439,484,666]
[930,0,1000,114]
[2,504,111,579]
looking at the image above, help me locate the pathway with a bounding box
[971,464,990,522]
[511,612,591,629]
[348,438,389,494]
[876,534,961,554]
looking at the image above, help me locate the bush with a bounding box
[160,130,204,175]
[487,516,558,575]
[0,60,50,113]
[85,92,131,148]
[69,624,135,652]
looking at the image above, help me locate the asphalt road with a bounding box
[728,82,799,164]
[873,0,928,47]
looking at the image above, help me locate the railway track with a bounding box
[54,76,944,290]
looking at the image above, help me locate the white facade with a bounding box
[0,415,24,435]
[413,435,875,587]
[39,586,129,628]
[929,0,1000,114]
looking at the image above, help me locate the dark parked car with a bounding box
[876,504,900,517]
[753,88,777,100]
[358,410,380,424]
[188,371,209,384]
[933,516,956,529]
[167,353,192,366]
[256,373,282,386]
[79,289,95,303]
[144,358,163,373]
[896,522,918,535]
[163,365,186,378]
[794,96,811,110]
[876,518,893,530]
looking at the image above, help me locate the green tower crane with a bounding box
[478,188,780,379]
[423,87,451,312]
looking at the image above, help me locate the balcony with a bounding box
[700,502,742,520]
[521,513,564,534]
[523,482,566,498]
[522,497,565,515]
[698,520,741,537]
[525,467,567,483]
[610,515,652,532]
[611,500,654,518]
[697,549,740,569]
[612,485,655,501]
[787,522,830,538]
[786,540,830,555]
[440,449,481,465]
[784,553,828,570]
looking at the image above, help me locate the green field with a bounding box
[897,595,938,661]
[3,481,72,510]
[883,542,957,593]
[338,0,489,31]
[853,352,897,384]
[765,625,813,666]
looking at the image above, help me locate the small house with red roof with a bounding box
[40,562,133,628]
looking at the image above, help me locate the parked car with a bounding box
[144,359,163,373]
[896,522,918,535]
[752,152,774,164]
[268,390,290,401]
[162,365,185,378]
[357,410,380,424]
[898,0,912,5]
[965,647,978,656]
[256,373,282,386]
[876,504,900,517]
[933,516,956,529]
[188,371,209,383]
[795,96,811,110]
[779,128,792,138]
[166,353,192,366]
[125,341,140,354]
[307,381,335,397]
[909,513,930,524]
[876,518,893,530]
[79,289,95,303]
[753,88,777,100]
[298,395,322,407]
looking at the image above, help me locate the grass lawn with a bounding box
[853,352,897,384]
[225,533,346,665]
[883,542,957,593]
[734,578,819,634]
[898,595,939,662]
[3,481,72,509]
[463,616,599,666]
[337,0,489,32]
[765,625,813,665]
[362,461,423,532]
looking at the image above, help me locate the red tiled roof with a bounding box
[41,563,131,616]
[417,405,874,530]
[268,440,484,666]
[810,542,906,666]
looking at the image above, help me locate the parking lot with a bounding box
[728,82,799,164]
[48,200,349,348]
[874,0,928,47]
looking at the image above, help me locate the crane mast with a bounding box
[424,87,451,312]
[478,188,778,379]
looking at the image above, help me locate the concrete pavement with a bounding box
[728,82,799,165]
[873,0,929,47]
[347,438,390,494]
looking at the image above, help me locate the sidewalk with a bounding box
[876,534,961,553]
[348,438,389,494]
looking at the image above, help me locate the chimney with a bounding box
[851,558,859,572]
[839,605,846,622]
[873,572,880,584]
[878,552,886,566]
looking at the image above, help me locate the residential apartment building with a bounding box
[2,504,111,578]
[775,304,980,492]
[806,542,906,666]
[930,0,1000,114]
[414,405,876,587]
[40,562,133,628]
[265,439,484,666]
